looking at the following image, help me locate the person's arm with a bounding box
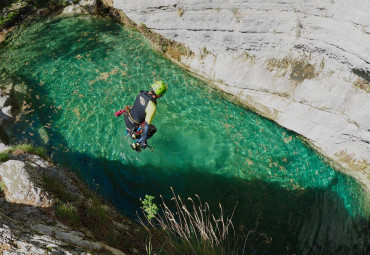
[145,101,157,124]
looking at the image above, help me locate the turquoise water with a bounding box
[1,15,369,254]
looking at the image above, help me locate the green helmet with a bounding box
[151,81,168,96]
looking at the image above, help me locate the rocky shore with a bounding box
[0,0,369,253]
[101,0,370,194]
[0,1,147,254]
[0,153,133,254]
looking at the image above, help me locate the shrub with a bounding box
[141,195,158,221]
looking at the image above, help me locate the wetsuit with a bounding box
[124,91,157,147]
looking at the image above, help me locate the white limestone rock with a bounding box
[62,0,97,14]
[0,142,10,153]
[0,160,53,207]
[111,0,370,192]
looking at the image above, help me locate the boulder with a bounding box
[0,160,53,207]
[62,0,97,14]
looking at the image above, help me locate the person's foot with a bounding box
[130,142,141,152]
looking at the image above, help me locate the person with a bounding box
[114,81,168,152]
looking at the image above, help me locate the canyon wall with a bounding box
[110,0,370,192]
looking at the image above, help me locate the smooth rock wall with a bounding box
[111,0,370,192]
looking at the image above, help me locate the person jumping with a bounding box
[114,81,168,152]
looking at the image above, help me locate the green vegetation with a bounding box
[0,178,6,197]
[0,152,10,162]
[0,0,18,10]
[56,202,80,225]
[141,195,158,221]
[0,10,20,28]
[42,173,146,252]
[0,144,47,162]
[0,0,81,29]
[11,144,47,159]
[28,0,73,8]
[138,188,263,255]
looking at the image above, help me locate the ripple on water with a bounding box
[1,15,369,254]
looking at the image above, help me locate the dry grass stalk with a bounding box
[138,187,237,252]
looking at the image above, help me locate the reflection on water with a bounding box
[1,15,369,254]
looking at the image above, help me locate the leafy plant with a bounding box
[141,195,158,221]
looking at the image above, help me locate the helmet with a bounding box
[151,81,168,96]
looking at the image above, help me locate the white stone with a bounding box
[0,160,53,207]
[0,142,10,153]
[111,0,370,192]
[62,0,97,14]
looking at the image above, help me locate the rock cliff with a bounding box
[107,0,370,193]
[0,153,133,254]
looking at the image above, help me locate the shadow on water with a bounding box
[1,15,369,254]
[9,92,370,254]
[44,147,370,255]
[6,79,370,253]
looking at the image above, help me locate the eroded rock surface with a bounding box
[0,154,127,254]
[110,0,370,192]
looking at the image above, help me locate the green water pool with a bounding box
[1,15,369,254]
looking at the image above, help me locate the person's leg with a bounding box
[146,124,157,139]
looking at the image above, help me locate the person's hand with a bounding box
[140,139,148,149]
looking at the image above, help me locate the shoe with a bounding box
[130,142,141,152]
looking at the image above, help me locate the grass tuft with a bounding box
[0,152,10,162]
[138,187,243,254]
[10,144,48,159]
[56,202,80,225]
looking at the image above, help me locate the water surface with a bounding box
[1,15,369,254]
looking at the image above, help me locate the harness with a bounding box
[119,105,145,136]
[126,106,141,125]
